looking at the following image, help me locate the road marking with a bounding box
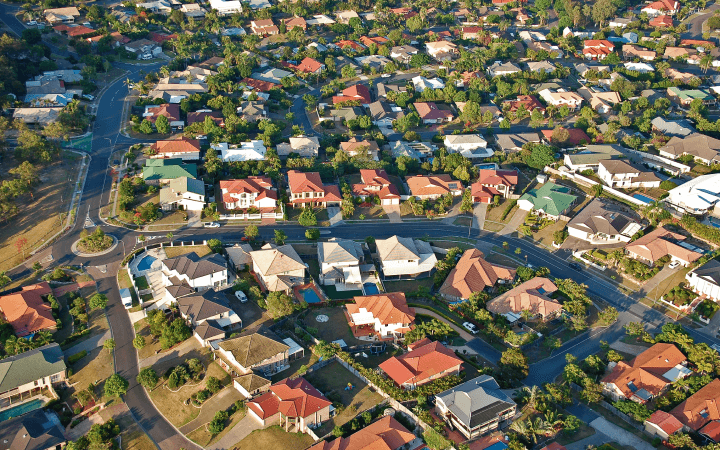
[84,213,96,228]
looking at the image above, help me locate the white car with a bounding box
[204,222,220,228]
[235,290,248,303]
[26,20,37,26]
[82,94,95,101]
[140,53,153,60]
[381,74,392,78]
[668,261,681,269]
[462,322,478,334]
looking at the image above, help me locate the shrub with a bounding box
[104,374,129,397]
[206,376,222,394]
[68,350,88,365]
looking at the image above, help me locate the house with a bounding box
[645,410,684,440]
[376,82,407,98]
[237,101,267,123]
[217,331,290,378]
[526,61,556,74]
[406,175,463,200]
[568,198,642,245]
[564,144,624,172]
[625,227,702,267]
[242,77,278,92]
[379,338,463,389]
[435,375,517,439]
[461,26,482,40]
[390,45,419,64]
[332,85,371,106]
[665,68,699,83]
[213,141,267,162]
[659,133,720,165]
[125,39,162,59]
[643,0,679,17]
[414,102,454,124]
[283,16,307,31]
[355,55,392,71]
[444,135,492,159]
[136,0,172,13]
[686,259,720,302]
[329,107,364,123]
[391,141,435,161]
[602,343,690,402]
[345,292,416,341]
[307,14,336,25]
[472,169,518,203]
[670,378,720,440]
[541,128,591,146]
[368,101,404,127]
[220,176,276,211]
[24,76,68,104]
[143,158,197,185]
[622,44,657,61]
[250,244,307,292]
[251,67,294,85]
[652,118,695,138]
[44,6,80,23]
[187,110,224,127]
[538,89,584,109]
[337,40,366,52]
[610,17,632,28]
[0,408,66,450]
[425,41,458,60]
[177,290,241,344]
[0,282,55,337]
[359,36,388,47]
[495,133,541,152]
[503,95,545,115]
[13,107,63,127]
[247,377,332,432]
[486,61,522,78]
[180,3,206,17]
[376,236,437,279]
[583,40,615,60]
[664,46,698,61]
[412,76,445,93]
[287,171,342,208]
[150,137,201,161]
[250,19,278,35]
[667,87,716,107]
[226,244,254,272]
[317,239,366,287]
[143,104,184,128]
[577,87,622,114]
[277,136,320,158]
[161,252,228,291]
[598,160,661,189]
[624,62,655,73]
[295,57,324,74]
[352,169,401,205]
[0,343,66,402]
[666,173,720,215]
[518,182,577,220]
[159,177,205,211]
[340,138,380,160]
[487,277,561,322]
[308,415,418,450]
[439,249,516,303]
[335,10,360,24]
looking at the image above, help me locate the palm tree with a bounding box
[543,409,564,430]
[519,385,540,410]
[700,54,714,73]
[526,417,552,444]
[34,330,52,346]
[510,419,530,440]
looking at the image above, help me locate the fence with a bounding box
[218,211,284,220]
[545,167,651,207]
[569,383,644,432]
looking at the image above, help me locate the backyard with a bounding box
[383,278,434,295]
[234,426,315,450]
[303,361,384,436]
[304,307,364,347]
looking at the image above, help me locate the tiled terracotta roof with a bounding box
[439,249,516,300]
[308,415,415,450]
[406,174,462,197]
[414,102,454,120]
[671,378,720,431]
[288,170,325,193]
[346,292,416,326]
[646,410,683,436]
[151,137,200,155]
[379,339,463,386]
[625,226,701,264]
[241,77,279,92]
[295,57,323,73]
[0,282,55,337]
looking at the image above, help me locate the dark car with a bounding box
[569,262,583,271]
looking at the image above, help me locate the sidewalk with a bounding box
[65,330,112,356]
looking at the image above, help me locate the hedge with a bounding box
[68,350,88,364]
[500,200,518,221]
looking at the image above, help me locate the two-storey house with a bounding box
[379,338,463,389]
[250,243,307,292]
[318,239,365,287]
[351,169,401,206]
[376,236,437,279]
[220,176,277,211]
[161,252,228,291]
[471,169,518,203]
[345,292,416,341]
[287,171,342,208]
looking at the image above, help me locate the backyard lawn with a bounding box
[164,244,211,259]
[307,307,363,346]
[272,352,320,383]
[383,278,434,295]
[304,361,384,436]
[234,426,315,450]
[135,276,149,290]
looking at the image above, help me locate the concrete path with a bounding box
[589,417,654,450]
[638,265,676,300]
[609,340,649,356]
[499,208,526,236]
[179,386,245,434]
[65,330,112,357]
[382,205,402,223]
[441,202,462,224]
[66,411,105,441]
[206,415,274,450]
[472,203,488,230]
[701,307,720,338]
[128,309,146,324]
[327,207,342,226]
[139,337,201,369]
[564,431,605,450]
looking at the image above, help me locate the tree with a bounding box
[592,183,603,197]
[298,207,317,227]
[0,272,10,288]
[341,65,356,79]
[499,348,529,381]
[592,0,617,26]
[460,189,474,213]
[624,322,645,336]
[265,291,297,318]
[155,115,170,134]
[244,225,259,241]
[274,229,287,245]
[306,228,320,240]
[207,238,223,254]
[599,306,618,325]
[133,335,146,349]
[139,119,154,134]
[15,237,28,259]
[580,378,604,403]
[303,94,318,110]
[521,143,556,170]
[89,293,108,310]
[104,374,129,397]
[137,367,158,389]
[104,339,116,350]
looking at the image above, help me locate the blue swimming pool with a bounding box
[476,163,499,170]
[300,288,322,304]
[363,283,379,295]
[633,194,654,204]
[0,399,44,423]
[136,255,156,272]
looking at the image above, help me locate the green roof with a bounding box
[519,182,577,217]
[0,343,66,393]
[143,162,198,181]
[668,87,712,101]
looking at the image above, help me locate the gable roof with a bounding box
[660,133,720,163]
[376,236,432,261]
[379,339,463,385]
[671,378,720,431]
[287,170,325,193]
[0,344,66,393]
[346,292,416,326]
[151,137,200,155]
[646,410,684,436]
[435,375,516,429]
[220,176,273,196]
[0,282,55,336]
[486,277,561,318]
[0,408,65,450]
[177,290,232,323]
[477,169,519,187]
[691,259,720,287]
[414,102,454,120]
[318,239,364,265]
[496,132,540,150]
[439,249,516,300]
[250,244,305,276]
[219,331,289,367]
[307,415,415,450]
[625,227,701,264]
[162,252,226,279]
[142,160,197,181]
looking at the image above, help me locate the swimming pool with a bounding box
[476,163,499,170]
[300,288,322,304]
[363,283,379,295]
[633,194,654,204]
[0,399,44,423]
[136,255,156,272]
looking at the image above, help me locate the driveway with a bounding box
[589,417,654,450]
[472,203,488,230]
[327,207,342,226]
[187,210,202,228]
[639,265,677,301]
[65,330,112,357]
[206,415,275,450]
[383,204,402,223]
[498,208,526,236]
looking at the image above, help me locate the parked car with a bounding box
[381,73,392,78]
[235,290,248,303]
[462,322,478,334]
[569,262,583,271]
[204,222,220,228]
[82,94,95,101]
[140,53,153,60]
[668,261,681,269]
[26,20,37,26]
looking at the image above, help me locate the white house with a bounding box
[567,198,643,245]
[208,0,243,14]
[487,61,522,78]
[162,252,228,291]
[598,160,661,189]
[665,173,720,215]
[345,292,416,341]
[642,0,679,17]
[686,259,720,302]
[412,76,445,92]
[317,239,365,287]
[624,62,654,73]
[376,236,437,279]
[538,88,584,109]
[444,134,492,159]
[219,176,277,211]
[135,0,172,13]
[159,177,205,211]
[213,141,266,162]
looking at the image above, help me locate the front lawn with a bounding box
[350,205,387,220]
[66,347,114,400]
[164,245,211,259]
[304,361,384,436]
[234,426,315,450]
[187,407,246,448]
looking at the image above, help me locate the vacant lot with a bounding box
[0,155,82,271]
[187,406,246,447]
[164,244,211,259]
[234,426,315,450]
[304,361,383,436]
[383,278,434,294]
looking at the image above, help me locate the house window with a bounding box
[51,374,61,383]
[34,380,38,386]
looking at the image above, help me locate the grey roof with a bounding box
[194,319,226,340]
[651,117,695,137]
[165,283,195,300]
[495,133,540,151]
[168,176,205,195]
[331,107,364,120]
[0,408,65,450]
[162,252,226,280]
[693,259,720,286]
[436,375,516,429]
[376,82,406,97]
[568,198,640,237]
[226,244,253,268]
[377,236,432,261]
[178,290,233,323]
[219,331,289,368]
[566,144,623,166]
[0,344,65,393]
[368,100,403,121]
[318,239,364,264]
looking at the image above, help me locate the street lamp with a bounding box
[120,238,126,257]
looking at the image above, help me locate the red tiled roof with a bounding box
[486,277,561,319]
[187,110,224,126]
[646,410,683,436]
[337,40,365,51]
[701,421,720,442]
[288,170,324,193]
[504,95,545,113]
[359,36,388,47]
[0,282,55,337]
[145,103,181,123]
[414,102,454,120]
[361,169,391,187]
[220,176,273,195]
[333,84,371,105]
[439,249,516,300]
[671,378,720,431]
[54,24,95,37]
[271,377,332,418]
[406,174,462,197]
[241,77,279,92]
[346,292,416,326]
[625,226,701,264]
[478,169,519,187]
[584,40,614,49]
[308,415,416,450]
[247,391,280,419]
[681,39,714,47]
[650,15,674,27]
[150,31,176,43]
[295,57,323,73]
[540,444,567,450]
[643,0,678,11]
[111,32,131,44]
[541,128,591,145]
[151,137,200,155]
[379,339,463,386]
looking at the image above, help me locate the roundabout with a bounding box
[71,234,119,257]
